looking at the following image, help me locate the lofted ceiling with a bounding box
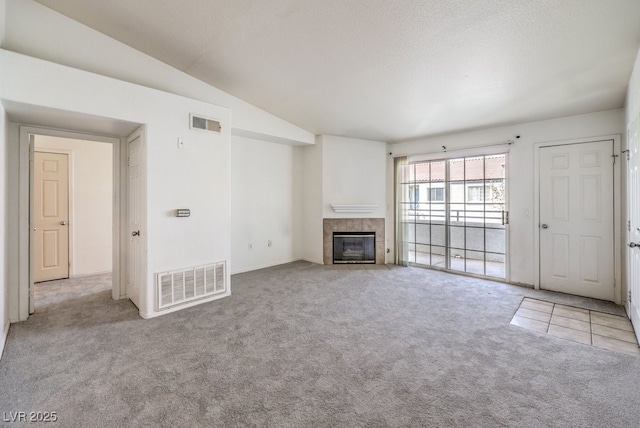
[34,0,640,142]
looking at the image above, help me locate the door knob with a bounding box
[541,224,549,229]
[132,230,140,237]
[60,221,67,226]
[630,242,640,248]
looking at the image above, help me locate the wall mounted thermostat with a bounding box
[176,209,190,217]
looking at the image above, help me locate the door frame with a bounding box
[533,135,622,304]
[18,125,125,320]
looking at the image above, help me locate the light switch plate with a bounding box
[178,138,186,149]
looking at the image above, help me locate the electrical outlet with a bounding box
[268,240,272,247]
[248,243,253,250]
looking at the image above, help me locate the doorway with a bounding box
[536,138,620,303]
[32,134,114,310]
[399,153,508,279]
[17,125,131,320]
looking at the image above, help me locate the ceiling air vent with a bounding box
[190,114,221,133]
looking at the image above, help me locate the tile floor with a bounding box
[511,297,640,357]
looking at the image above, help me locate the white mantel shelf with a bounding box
[330,204,378,213]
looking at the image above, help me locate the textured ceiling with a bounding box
[34,0,640,142]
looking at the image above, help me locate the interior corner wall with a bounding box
[389,109,625,287]
[230,135,303,274]
[628,48,640,126]
[5,122,18,323]
[0,104,8,358]
[302,137,324,264]
[34,135,113,277]
[0,0,6,47]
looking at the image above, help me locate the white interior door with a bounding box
[33,151,70,282]
[539,140,614,301]
[627,120,640,341]
[127,133,143,309]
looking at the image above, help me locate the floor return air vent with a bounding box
[156,262,227,310]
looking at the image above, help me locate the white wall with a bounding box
[628,48,640,126]
[3,0,313,146]
[0,103,8,358]
[1,50,231,319]
[301,135,388,264]
[302,137,324,264]
[321,135,388,219]
[0,0,6,47]
[34,135,113,276]
[230,136,303,274]
[389,109,625,287]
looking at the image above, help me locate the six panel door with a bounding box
[539,140,614,301]
[34,151,70,282]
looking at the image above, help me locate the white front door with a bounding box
[539,140,615,301]
[627,120,640,342]
[127,133,143,309]
[33,151,70,282]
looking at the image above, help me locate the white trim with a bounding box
[69,270,113,279]
[17,126,122,322]
[139,290,231,319]
[230,258,304,275]
[0,321,9,361]
[533,134,622,304]
[331,204,378,213]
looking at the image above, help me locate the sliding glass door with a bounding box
[400,154,507,279]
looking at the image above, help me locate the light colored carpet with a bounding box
[33,272,113,313]
[1,262,639,427]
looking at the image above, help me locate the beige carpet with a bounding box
[1,262,638,427]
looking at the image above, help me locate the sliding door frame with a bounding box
[402,149,510,282]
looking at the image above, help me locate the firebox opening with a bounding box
[333,232,376,264]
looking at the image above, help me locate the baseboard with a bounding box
[0,320,9,361]
[230,258,304,275]
[140,290,231,319]
[69,270,112,279]
[509,281,534,289]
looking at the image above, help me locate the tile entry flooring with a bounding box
[511,298,640,357]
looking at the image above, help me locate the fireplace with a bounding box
[323,218,385,265]
[333,232,376,264]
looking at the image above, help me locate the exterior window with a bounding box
[409,185,419,210]
[467,185,492,202]
[429,187,444,202]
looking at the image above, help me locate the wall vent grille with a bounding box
[190,114,222,133]
[156,261,227,311]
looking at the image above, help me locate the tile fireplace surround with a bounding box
[323,218,385,265]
